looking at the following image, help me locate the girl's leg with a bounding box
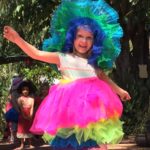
[9,122,14,143]
[14,138,24,150]
[28,138,34,148]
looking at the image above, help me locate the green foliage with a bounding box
[123,77,150,134]
[19,60,61,88]
[111,69,150,135]
[0,0,60,57]
[0,64,18,135]
[108,0,150,135]
[0,62,60,136]
[0,0,62,137]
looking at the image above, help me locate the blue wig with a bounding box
[62,17,105,67]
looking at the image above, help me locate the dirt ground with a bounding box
[0,135,150,150]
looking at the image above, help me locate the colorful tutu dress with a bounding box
[30,53,123,149]
[30,0,124,149]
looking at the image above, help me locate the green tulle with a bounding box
[42,118,124,145]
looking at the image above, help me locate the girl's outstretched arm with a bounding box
[3,26,60,65]
[97,70,131,101]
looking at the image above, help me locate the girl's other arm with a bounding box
[3,26,60,65]
[97,70,131,101]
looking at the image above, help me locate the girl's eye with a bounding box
[86,37,93,41]
[76,35,83,39]
[76,35,93,42]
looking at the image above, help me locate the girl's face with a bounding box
[74,28,93,55]
[41,86,49,97]
[21,86,29,97]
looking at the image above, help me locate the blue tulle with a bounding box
[50,134,99,150]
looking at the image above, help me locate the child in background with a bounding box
[4,76,23,143]
[2,94,12,143]
[15,80,35,150]
[35,82,49,110]
[3,0,131,149]
[5,94,17,143]
[34,82,49,140]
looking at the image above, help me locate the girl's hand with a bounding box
[118,89,131,101]
[3,26,20,43]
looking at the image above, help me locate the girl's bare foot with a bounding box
[99,144,108,150]
[13,145,24,150]
[89,144,107,150]
[29,145,35,149]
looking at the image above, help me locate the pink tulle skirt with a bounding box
[30,77,123,135]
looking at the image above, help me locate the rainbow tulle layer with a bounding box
[30,77,123,145]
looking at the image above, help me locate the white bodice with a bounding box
[58,53,97,80]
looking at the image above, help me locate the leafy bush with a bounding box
[111,69,150,135]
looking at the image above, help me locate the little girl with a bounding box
[15,80,35,150]
[3,0,131,149]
